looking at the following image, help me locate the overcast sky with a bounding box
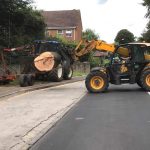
[33,0,148,43]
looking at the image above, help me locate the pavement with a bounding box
[0,76,85,100]
[0,77,86,150]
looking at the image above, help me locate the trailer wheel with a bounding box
[19,74,28,87]
[140,69,150,91]
[2,80,10,85]
[49,64,64,82]
[27,74,35,86]
[85,71,109,93]
[63,66,73,80]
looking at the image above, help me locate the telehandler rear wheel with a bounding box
[140,69,150,91]
[85,71,109,93]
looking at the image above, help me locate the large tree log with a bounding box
[34,52,61,72]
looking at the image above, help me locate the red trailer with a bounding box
[0,50,16,84]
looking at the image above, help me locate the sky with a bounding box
[33,0,148,43]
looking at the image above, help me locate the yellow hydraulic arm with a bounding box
[75,39,115,58]
[75,39,150,61]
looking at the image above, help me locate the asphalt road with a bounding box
[30,84,150,150]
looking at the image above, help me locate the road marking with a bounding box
[75,117,85,120]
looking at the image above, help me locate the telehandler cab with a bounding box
[75,40,150,93]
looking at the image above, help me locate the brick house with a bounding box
[42,9,83,42]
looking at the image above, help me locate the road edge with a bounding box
[0,76,85,100]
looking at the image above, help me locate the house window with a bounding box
[45,31,50,37]
[57,30,63,35]
[46,30,51,37]
[66,30,72,37]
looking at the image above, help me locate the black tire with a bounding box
[39,74,49,81]
[85,71,109,93]
[27,74,35,86]
[63,66,73,80]
[49,63,64,82]
[140,69,150,91]
[19,74,28,87]
[2,80,10,85]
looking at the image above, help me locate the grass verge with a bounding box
[73,71,87,77]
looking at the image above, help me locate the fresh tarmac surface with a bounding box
[31,84,150,150]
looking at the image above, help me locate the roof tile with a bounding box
[42,9,82,29]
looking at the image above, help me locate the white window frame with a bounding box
[57,30,64,35]
[47,30,51,36]
[45,30,50,37]
[66,30,72,37]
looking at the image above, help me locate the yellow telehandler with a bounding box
[75,39,150,93]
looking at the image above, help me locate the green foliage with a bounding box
[78,53,91,62]
[137,36,145,42]
[80,29,100,62]
[141,1,150,42]
[88,54,111,68]
[142,0,150,18]
[88,52,100,68]
[141,29,150,42]
[114,29,135,44]
[103,58,110,66]
[46,35,77,51]
[82,29,99,40]
[46,35,68,43]
[0,0,45,48]
[73,71,86,77]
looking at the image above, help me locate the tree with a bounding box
[82,29,99,41]
[114,29,135,44]
[141,0,150,42]
[0,0,45,48]
[142,0,150,18]
[78,29,99,62]
[141,22,150,42]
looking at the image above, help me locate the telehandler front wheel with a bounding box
[140,69,150,91]
[85,71,109,93]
